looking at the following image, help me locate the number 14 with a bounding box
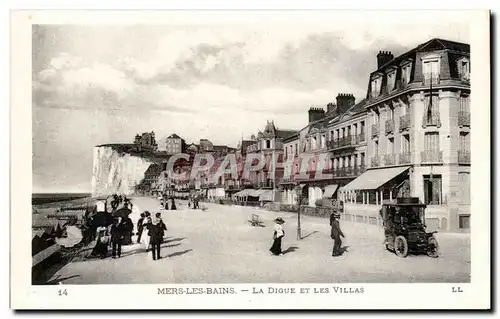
[58,289,68,296]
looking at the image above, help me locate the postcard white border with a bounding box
[10,9,491,310]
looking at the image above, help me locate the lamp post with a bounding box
[294,184,302,240]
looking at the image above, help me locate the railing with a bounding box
[371,125,379,138]
[458,151,471,164]
[421,150,443,164]
[371,155,381,167]
[423,75,440,85]
[385,119,395,134]
[458,111,470,127]
[358,133,366,143]
[399,152,412,164]
[384,153,396,165]
[327,136,357,150]
[399,114,410,131]
[423,114,441,127]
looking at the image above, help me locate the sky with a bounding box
[32,23,470,193]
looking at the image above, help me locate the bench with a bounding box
[249,214,262,227]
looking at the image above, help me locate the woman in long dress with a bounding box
[269,217,285,256]
[142,211,152,252]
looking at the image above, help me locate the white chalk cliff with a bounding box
[91,146,154,196]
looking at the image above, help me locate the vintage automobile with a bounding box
[380,197,439,258]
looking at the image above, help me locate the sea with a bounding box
[32,193,92,206]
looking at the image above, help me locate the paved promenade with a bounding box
[48,197,470,284]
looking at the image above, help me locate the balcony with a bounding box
[384,153,396,166]
[423,114,441,127]
[458,151,470,164]
[399,152,412,164]
[327,136,356,150]
[422,75,440,86]
[421,150,443,164]
[399,114,410,131]
[371,155,381,167]
[458,111,470,127]
[371,125,379,138]
[358,133,366,143]
[385,119,395,135]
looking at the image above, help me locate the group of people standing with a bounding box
[93,215,133,259]
[160,195,177,210]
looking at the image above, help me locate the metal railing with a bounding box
[385,119,395,134]
[371,125,379,138]
[371,155,381,167]
[421,150,443,164]
[399,114,410,131]
[458,151,470,164]
[423,75,440,85]
[384,153,396,165]
[423,114,441,127]
[458,111,470,127]
[399,152,412,164]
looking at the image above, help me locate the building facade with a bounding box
[163,133,186,155]
[134,131,158,152]
[340,38,470,231]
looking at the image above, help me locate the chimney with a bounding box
[308,107,326,123]
[327,102,337,115]
[335,93,356,114]
[377,51,394,69]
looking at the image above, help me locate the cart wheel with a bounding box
[426,237,439,258]
[383,240,390,251]
[394,236,408,258]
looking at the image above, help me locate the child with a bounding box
[269,217,285,256]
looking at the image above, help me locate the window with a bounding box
[423,58,440,80]
[401,134,410,153]
[459,132,470,151]
[423,94,440,127]
[401,63,411,85]
[457,58,470,81]
[321,134,326,148]
[371,76,382,96]
[360,121,365,134]
[295,143,298,155]
[388,137,394,154]
[459,172,470,204]
[374,140,379,155]
[460,95,470,113]
[459,215,470,229]
[423,174,442,205]
[387,71,396,91]
[424,132,439,152]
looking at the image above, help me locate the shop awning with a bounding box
[234,189,250,197]
[247,189,264,197]
[322,185,339,198]
[342,166,411,191]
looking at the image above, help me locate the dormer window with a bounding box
[387,69,396,92]
[371,75,382,98]
[400,61,412,86]
[422,53,441,85]
[457,57,470,82]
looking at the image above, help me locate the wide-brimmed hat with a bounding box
[274,217,285,224]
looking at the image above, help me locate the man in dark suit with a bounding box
[330,213,345,257]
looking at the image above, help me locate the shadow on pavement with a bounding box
[161,243,181,249]
[43,274,80,285]
[282,246,299,255]
[336,246,350,256]
[301,231,318,239]
[167,249,193,258]
[163,237,187,244]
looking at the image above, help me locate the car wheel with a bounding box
[394,236,408,258]
[426,237,439,258]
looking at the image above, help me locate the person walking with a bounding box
[150,213,167,260]
[136,213,145,244]
[170,197,177,210]
[110,217,124,259]
[330,213,345,257]
[269,217,285,256]
[142,211,152,252]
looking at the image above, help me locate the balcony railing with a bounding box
[458,151,471,164]
[423,114,441,127]
[385,119,395,134]
[421,150,443,164]
[371,125,379,138]
[358,132,366,143]
[422,75,440,86]
[399,152,412,164]
[327,136,357,150]
[384,153,396,166]
[371,155,381,167]
[399,114,410,131]
[458,111,470,127]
